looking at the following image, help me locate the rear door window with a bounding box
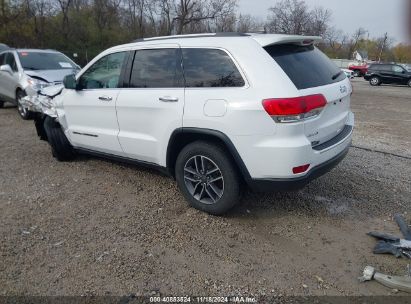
[182,48,245,87]
[264,44,346,90]
[129,48,183,88]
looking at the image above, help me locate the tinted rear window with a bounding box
[182,49,245,87]
[264,44,345,90]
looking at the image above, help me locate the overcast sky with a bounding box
[238,0,409,43]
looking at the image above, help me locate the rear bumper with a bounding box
[232,111,354,191]
[248,143,350,192]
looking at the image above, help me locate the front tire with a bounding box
[43,116,76,161]
[370,77,381,86]
[0,101,4,108]
[16,90,32,120]
[175,141,241,215]
[408,79,411,88]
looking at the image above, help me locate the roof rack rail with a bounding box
[132,32,249,43]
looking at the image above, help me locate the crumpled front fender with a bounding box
[21,84,64,118]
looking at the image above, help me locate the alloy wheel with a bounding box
[17,92,28,118]
[183,155,224,205]
[370,78,379,86]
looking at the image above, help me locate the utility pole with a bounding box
[378,32,388,63]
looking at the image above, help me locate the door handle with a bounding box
[98,96,113,101]
[159,96,179,102]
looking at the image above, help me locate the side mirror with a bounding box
[63,74,77,90]
[0,64,13,75]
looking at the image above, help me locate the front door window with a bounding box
[78,52,126,89]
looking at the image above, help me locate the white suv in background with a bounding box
[0,49,79,119]
[32,33,354,215]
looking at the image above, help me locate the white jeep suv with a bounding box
[32,33,354,215]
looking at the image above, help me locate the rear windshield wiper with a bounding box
[332,71,343,80]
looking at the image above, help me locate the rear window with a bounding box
[264,44,346,90]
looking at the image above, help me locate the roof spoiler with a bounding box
[250,35,323,47]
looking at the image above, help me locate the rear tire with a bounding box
[43,116,76,161]
[16,90,32,120]
[175,141,241,215]
[370,77,381,86]
[408,79,411,88]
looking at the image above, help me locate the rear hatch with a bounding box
[264,42,351,147]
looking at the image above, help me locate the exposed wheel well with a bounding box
[15,87,28,105]
[34,114,49,141]
[15,87,24,98]
[166,129,250,183]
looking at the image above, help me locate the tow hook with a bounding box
[359,265,411,293]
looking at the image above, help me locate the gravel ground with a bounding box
[0,79,410,297]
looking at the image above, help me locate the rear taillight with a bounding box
[262,94,327,123]
[293,164,310,174]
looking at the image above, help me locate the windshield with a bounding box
[264,44,346,90]
[18,51,77,71]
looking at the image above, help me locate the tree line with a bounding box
[1,0,410,65]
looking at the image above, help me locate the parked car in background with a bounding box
[342,68,354,79]
[348,63,368,77]
[27,33,354,215]
[0,43,9,52]
[364,63,411,87]
[0,49,79,119]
